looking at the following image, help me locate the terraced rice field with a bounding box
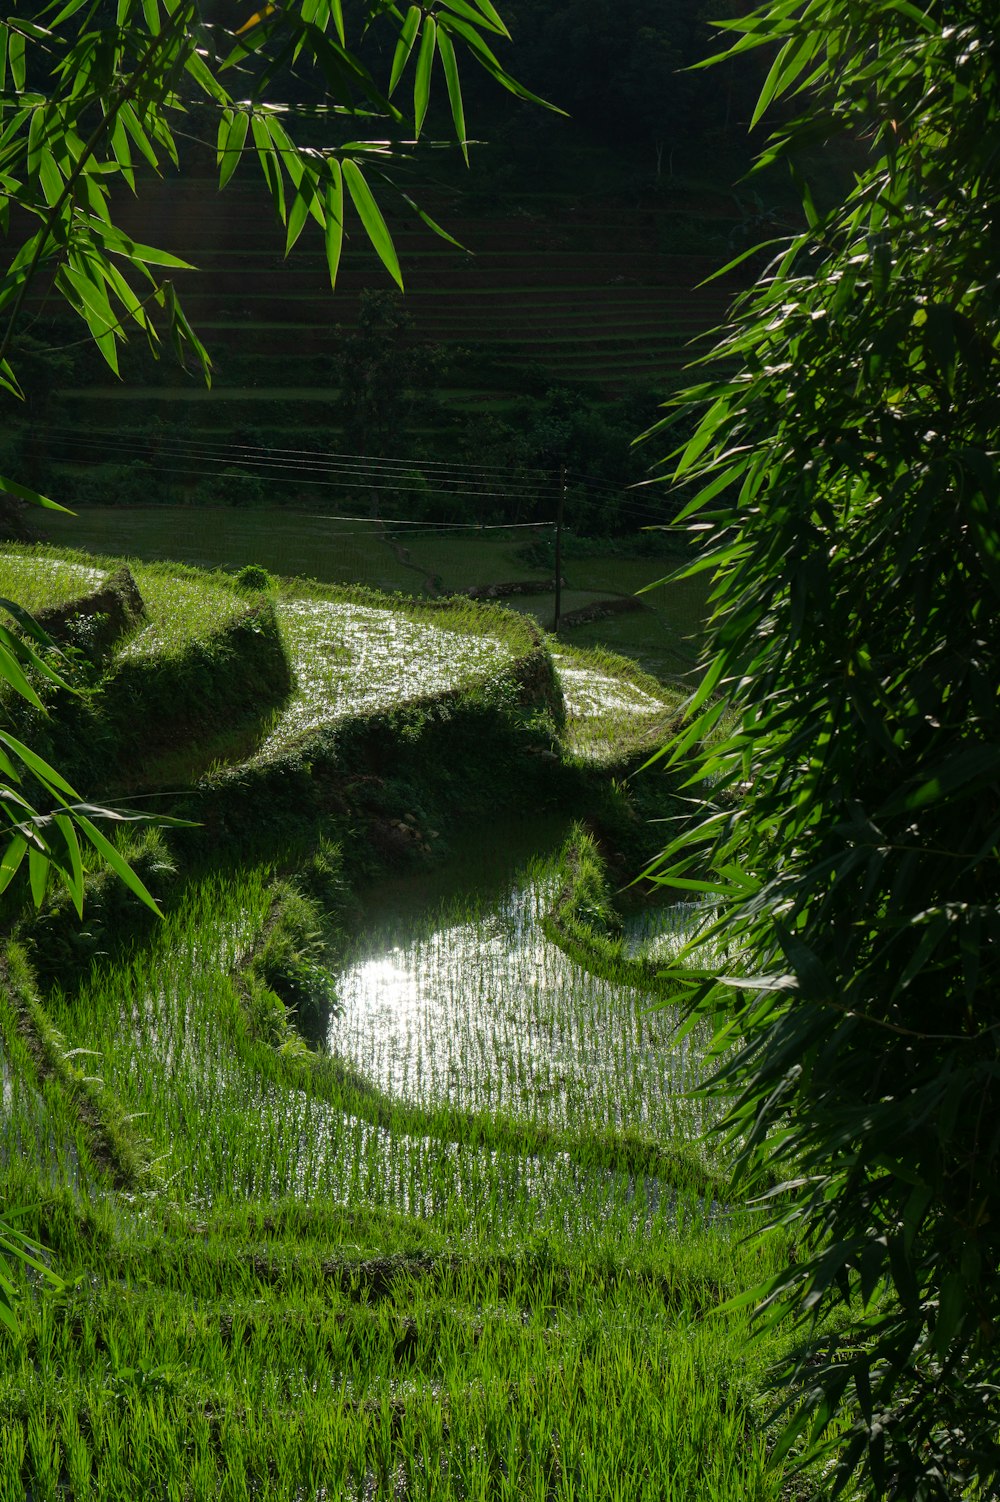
[0,543,814,1501]
[259,598,517,757]
[37,507,708,682]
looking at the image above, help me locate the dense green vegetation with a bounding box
[0,543,812,1498]
[8,0,992,1494]
[653,0,1000,1495]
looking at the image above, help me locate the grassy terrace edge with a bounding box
[0,547,822,1502]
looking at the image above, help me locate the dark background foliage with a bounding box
[653,1,1000,1495]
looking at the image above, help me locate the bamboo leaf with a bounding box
[28,842,49,907]
[76,815,162,916]
[250,111,285,221]
[0,472,70,513]
[0,835,27,896]
[389,4,421,97]
[330,0,345,45]
[52,812,84,918]
[413,16,437,138]
[323,162,343,287]
[219,107,248,189]
[284,169,316,256]
[437,26,466,159]
[342,158,402,290]
[8,28,24,92]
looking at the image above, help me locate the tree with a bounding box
[0,0,536,1330]
[335,288,445,499]
[0,0,537,921]
[650,1,1000,1496]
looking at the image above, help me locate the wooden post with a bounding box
[553,464,565,632]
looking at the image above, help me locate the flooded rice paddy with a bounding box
[35,829,714,1236]
[329,864,700,1134]
[554,654,666,720]
[259,601,515,755]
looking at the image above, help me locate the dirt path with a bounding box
[381,527,440,596]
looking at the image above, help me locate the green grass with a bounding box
[0,547,107,617]
[0,545,813,1501]
[552,641,684,765]
[0,836,803,1500]
[38,507,415,593]
[119,562,249,659]
[0,1193,792,1501]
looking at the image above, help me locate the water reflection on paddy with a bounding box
[327,823,708,1137]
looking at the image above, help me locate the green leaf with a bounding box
[0,638,45,710]
[58,263,120,374]
[751,33,819,130]
[183,42,228,104]
[28,841,49,907]
[284,177,315,256]
[439,0,505,35]
[119,103,159,170]
[399,191,469,251]
[27,105,45,177]
[413,16,437,138]
[109,113,135,191]
[250,112,285,222]
[329,0,345,45]
[389,4,421,97]
[216,106,233,166]
[8,28,24,92]
[323,162,343,287]
[0,472,69,513]
[437,26,466,159]
[342,159,402,290]
[219,107,249,190]
[52,812,84,918]
[76,815,162,917]
[0,835,27,896]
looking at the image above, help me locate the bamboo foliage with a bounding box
[649,1,1000,1496]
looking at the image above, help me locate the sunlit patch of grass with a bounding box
[118,562,248,659]
[0,544,251,661]
[0,544,107,615]
[551,641,684,764]
[257,597,517,758]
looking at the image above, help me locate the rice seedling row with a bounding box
[0,547,819,1499]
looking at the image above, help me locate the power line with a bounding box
[31,422,677,524]
[39,443,555,503]
[33,421,556,477]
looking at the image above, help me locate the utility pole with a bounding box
[553,464,565,632]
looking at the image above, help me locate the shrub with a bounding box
[235,564,273,592]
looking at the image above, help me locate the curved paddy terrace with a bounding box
[0,546,686,772]
[257,597,517,756]
[0,547,811,1502]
